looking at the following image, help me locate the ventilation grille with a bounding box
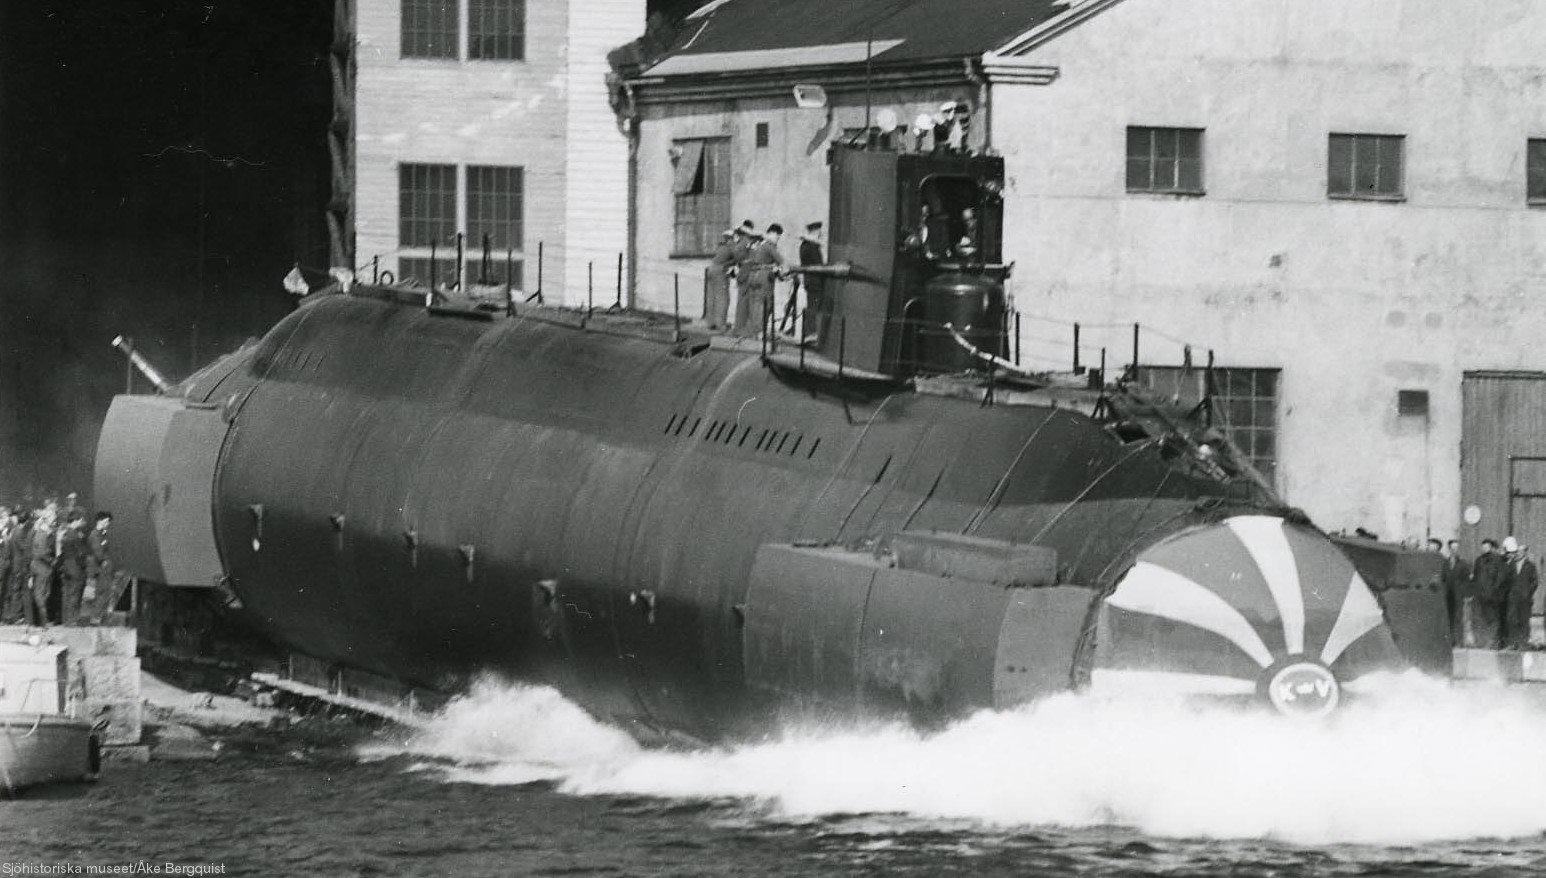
[663,412,821,460]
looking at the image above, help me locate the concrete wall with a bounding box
[634,88,981,316]
[355,0,640,305]
[992,0,1546,541]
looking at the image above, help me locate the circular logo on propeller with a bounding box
[1264,660,1340,718]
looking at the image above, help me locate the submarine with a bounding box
[94,142,1451,741]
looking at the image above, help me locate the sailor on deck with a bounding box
[732,223,786,337]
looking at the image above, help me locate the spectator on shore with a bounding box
[1472,538,1507,649]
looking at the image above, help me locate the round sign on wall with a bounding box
[1464,505,1482,525]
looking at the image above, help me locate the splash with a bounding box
[373,674,1546,845]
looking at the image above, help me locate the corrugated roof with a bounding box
[654,0,1070,70]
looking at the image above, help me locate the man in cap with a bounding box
[56,510,88,625]
[1501,536,1538,650]
[732,223,787,337]
[703,228,737,331]
[794,221,828,342]
[1471,537,1507,649]
[27,505,57,626]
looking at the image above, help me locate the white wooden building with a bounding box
[341,0,643,303]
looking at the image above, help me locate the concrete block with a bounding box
[1451,648,1521,682]
[79,655,143,746]
[103,745,151,764]
[1519,651,1546,683]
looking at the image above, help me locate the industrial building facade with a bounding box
[340,0,643,303]
[625,0,1546,554]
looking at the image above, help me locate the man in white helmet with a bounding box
[1501,536,1538,649]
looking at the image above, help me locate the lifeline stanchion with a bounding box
[673,274,682,343]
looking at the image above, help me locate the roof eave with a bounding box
[628,57,977,105]
[991,0,1130,58]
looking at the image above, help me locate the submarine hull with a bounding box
[94,293,1444,740]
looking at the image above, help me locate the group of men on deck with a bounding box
[703,219,827,340]
[1437,535,1541,650]
[0,493,120,627]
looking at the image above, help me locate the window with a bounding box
[1528,139,1546,203]
[467,165,523,253]
[402,0,458,59]
[755,123,770,149]
[1328,133,1403,200]
[1126,127,1203,194]
[468,0,525,61]
[672,137,732,257]
[403,0,525,61]
[397,163,526,289]
[399,164,457,247]
[1139,366,1280,485]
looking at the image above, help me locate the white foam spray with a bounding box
[370,673,1546,845]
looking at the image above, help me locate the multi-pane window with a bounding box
[1139,366,1281,486]
[399,164,457,247]
[397,163,525,289]
[468,0,525,61]
[1126,127,1204,194]
[402,0,458,59]
[467,165,523,252]
[672,137,732,257]
[1328,133,1403,200]
[403,0,525,61]
[1528,139,1546,203]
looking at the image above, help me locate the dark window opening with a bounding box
[1328,133,1404,200]
[1528,139,1546,204]
[1126,126,1204,194]
[672,137,731,257]
[1138,366,1281,486]
[402,0,458,59]
[468,0,525,60]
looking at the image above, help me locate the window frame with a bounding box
[1327,132,1405,202]
[400,0,459,60]
[396,162,527,291]
[467,0,526,62]
[401,0,527,62]
[671,136,733,259]
[1137,365,1281,488]
[1125,126,1205,196]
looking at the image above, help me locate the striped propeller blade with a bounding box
[1088,515,1405,716]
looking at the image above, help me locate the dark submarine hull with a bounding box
[95,292,1448,740]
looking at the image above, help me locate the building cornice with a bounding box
[627,58,974,105]
[977,56,1061,85]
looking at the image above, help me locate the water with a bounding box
[6,675,1546,876]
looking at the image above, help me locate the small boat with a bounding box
[0,639,101,795]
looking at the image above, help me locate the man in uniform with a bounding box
[56,511,88,625]
[796,221,827,343]
[2,510,31,623]
[1501,536,1538,650]
[703,229,737,331]
[27,506,58,626]
[732,223,786,337]
[1471,537,1507,649]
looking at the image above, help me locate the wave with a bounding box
[365,672,1546,845]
